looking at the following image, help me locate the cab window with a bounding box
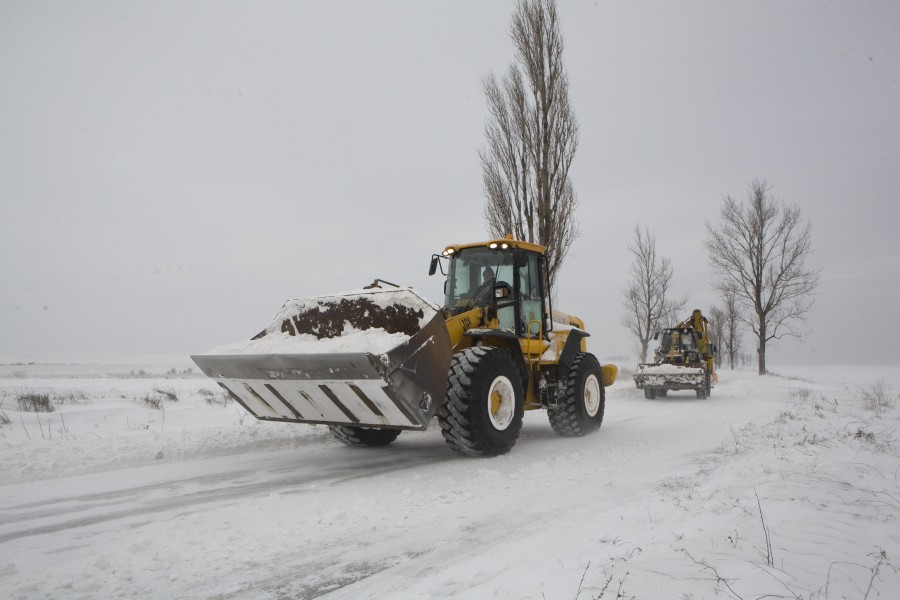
[444,248,514,312]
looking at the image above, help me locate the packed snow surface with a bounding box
[202,288,439,356]
[1,363,899,599]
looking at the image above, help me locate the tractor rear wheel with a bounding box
[329,425,401,447]
[696,372,711,399]
[548,353,605,437]
[438,346,524,457]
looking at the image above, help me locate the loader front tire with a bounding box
[438,346,524,457]
[548,353,605,437]
[329,425,401,447]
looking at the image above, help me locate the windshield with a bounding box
[443,247,515,312]
[681,332,696,350]
[660,329,696,353]
[660,331,675,353]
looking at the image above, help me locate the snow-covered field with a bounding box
[1,362,898,599]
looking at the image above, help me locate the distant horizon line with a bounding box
[2,355,897,370]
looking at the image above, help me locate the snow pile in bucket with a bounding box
[204,287,440,356]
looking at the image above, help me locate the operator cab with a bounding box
[430,240,549,337]
[658,328,701,364]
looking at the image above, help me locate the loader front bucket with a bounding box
[632,363,705,390]
[191,288,452,430]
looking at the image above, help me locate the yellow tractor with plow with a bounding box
[192,238,617,457]
[633,309,718,399]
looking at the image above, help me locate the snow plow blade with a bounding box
[191,288,452,430]
[633,363,705,390]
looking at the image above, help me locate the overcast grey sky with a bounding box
[2,1,898,366]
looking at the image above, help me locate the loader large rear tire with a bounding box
[329,425,401,447]
[548,353,605,437]
[438,346,524,457]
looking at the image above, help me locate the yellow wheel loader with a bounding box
[192,238,617,457]
[633,309,718,399]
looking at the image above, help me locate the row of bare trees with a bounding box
[622,180,820,375]
[708,289,742,370]
[480,2,819,375]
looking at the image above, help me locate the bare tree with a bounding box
[719,286,743,370]
[708,306,725,369]
[705,180,820,374]
[481,0,578,292]
[621,225,688,362]
[710,293,743,370]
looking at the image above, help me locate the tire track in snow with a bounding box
[0,450,450,544]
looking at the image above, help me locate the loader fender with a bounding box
[557,329,590,373]
[464,328,529,389]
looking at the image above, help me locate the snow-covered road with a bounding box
[2,365,899,598]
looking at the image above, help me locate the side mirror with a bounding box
[428,256,439,276]
[493,282,512,299]
[653,330,660,341]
